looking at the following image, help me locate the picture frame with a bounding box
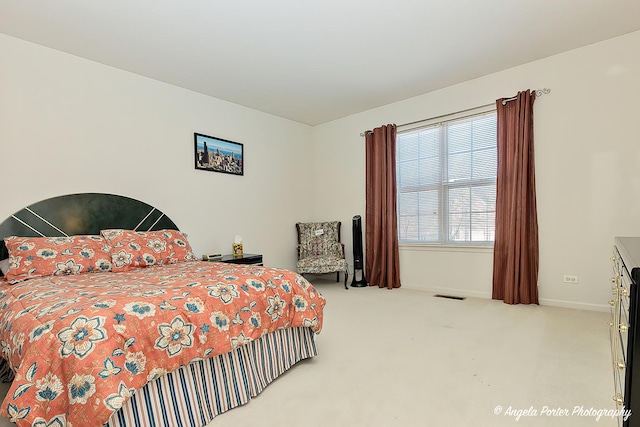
[194,132,244,176]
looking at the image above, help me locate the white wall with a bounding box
[2,30,639,310]
[0,34,313,270]
[311,30,640,310]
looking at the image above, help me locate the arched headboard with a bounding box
[0,193,179,260]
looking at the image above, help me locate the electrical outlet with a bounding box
[563,275,579,284]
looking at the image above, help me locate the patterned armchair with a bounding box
[296,221,348,289]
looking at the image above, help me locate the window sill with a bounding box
[399,243,494,254]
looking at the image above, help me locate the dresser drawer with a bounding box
[622,268,633,296]
[610,326,624,395]
[614,341,625,418]
[615,364,625,406]
[617,329,627,369]
[620,295,630,332]
[613,249,623,275]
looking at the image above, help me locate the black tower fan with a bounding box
[351,215,367,287]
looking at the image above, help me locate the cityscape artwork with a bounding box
[194,132,244,176]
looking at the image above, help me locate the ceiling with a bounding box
[1,1,639,126]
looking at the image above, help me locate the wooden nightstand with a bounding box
[219,253,263,266]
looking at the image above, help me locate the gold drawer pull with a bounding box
[614,394,623,406]
[609,321,615,327]
[611,277,617,283]
[621,288,629,297]
[617,360,626,370]
[610,300,616,306]
[620,324,629,332]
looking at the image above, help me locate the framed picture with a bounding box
[194,133,244,176]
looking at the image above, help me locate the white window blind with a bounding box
[397,110,497,244]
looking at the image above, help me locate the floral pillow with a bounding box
[3,235,113,284]
[100,229,197,272]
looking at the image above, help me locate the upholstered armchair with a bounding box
[296,221,348,289]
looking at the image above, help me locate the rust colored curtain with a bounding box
[365,124,401,289]
[492,90,539,304]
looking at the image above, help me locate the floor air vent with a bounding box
[433,294,466,301]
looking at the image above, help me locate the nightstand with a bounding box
[219,253,263,266]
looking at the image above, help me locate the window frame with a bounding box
[396,106,497,248]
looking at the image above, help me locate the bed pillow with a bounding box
[100,229,197,272]
[0,258,9,276]
[3,235,113,284]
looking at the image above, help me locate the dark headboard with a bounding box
[0,193,179,260]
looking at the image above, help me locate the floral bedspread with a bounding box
[0,261,326,426]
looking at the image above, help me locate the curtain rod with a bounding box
[360,88,551,136]
[500,88,551,106]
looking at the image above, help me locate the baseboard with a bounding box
[537,298,610,312]
[400,283,610,312]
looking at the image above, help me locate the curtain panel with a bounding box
[492,90,539,305]
[365,124,401,289]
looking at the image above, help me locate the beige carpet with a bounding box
[208,278,617,427]
[0,278,619,426]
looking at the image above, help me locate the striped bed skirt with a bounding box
[106,326,317,427]
[0,327,317,427]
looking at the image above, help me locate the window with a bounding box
[397,110,497,245]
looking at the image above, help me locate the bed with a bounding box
[0,193,326,427]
